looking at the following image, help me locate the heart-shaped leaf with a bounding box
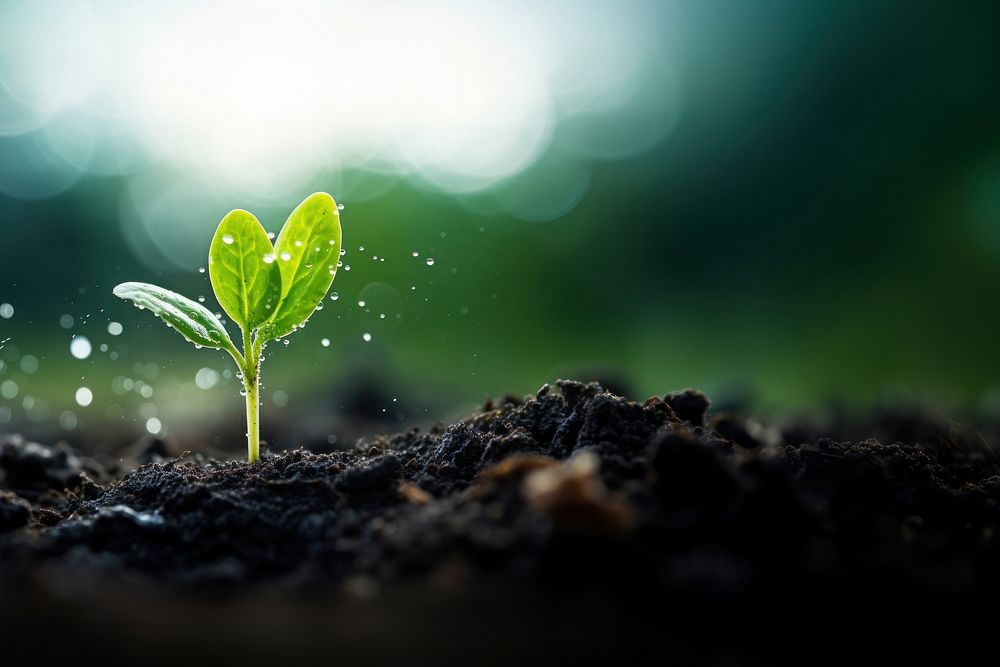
[263,192,342,339]
[113,281,237,353]
[209,209,282,331]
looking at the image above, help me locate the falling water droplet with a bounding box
[321,338,331,347]
[362,333,372,342]
[75,387,93,407]
[425,258,435,266]
[69,336,92,360]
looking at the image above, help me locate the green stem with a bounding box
[243,329,261,464]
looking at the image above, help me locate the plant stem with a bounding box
[243,329,260,464]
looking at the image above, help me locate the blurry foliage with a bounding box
[2,1,1000,447]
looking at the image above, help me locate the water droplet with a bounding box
[379,313,386,319]
[280,252,292,261]
[0,303,13,319]
[359,245,365,252]
[362,333,372,342]
[75,386,93,407]
[197,296,206,303]
[222,234,235,245]
[59,314,74,329]
[425,258,435,266]
[282,339,290,346]
[321,338,330,347]
[358,300,366,307]
[267,232,276,240]
[263,254,276,264]
[107,321,123,336]
[69,336,92,360]
[294,240,303,247]
[330,292,339,301]
[198,267,206,274]
[145,417,163,434]
[338,204,345,210]
[412,251,419,257]
[344,264,351,271]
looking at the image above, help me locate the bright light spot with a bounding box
[69,335,92,359]
[195,367,220,390]
[59,410,78,430]
[145,417,163,435]
[59,313,74,329]
[0,303,13,319]
[0,2,677,204]
[19,355,39,374]
[75,386,93,407]
[321,338,330,347]
[362,332,372,342]
[107,321,123,335]
[272,390,289,407]
[0,379,17,399]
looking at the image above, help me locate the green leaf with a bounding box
[112,282,237,353]
[208,209,282,331]
[263,192,342,339]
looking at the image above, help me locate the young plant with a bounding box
[113,192,343,463]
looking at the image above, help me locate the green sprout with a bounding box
[113,192,343,463]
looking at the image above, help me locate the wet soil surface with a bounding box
[2,380,999,663]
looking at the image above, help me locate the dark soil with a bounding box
[2,380,999,663]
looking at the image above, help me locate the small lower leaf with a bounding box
[113,282,236,352]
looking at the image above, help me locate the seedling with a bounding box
[114,192,343,463]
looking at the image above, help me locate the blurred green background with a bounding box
[2,1,1000,450]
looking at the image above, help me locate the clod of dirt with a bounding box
[663,388,711,426]
[0,435,108,500]
[0,491,30,532]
